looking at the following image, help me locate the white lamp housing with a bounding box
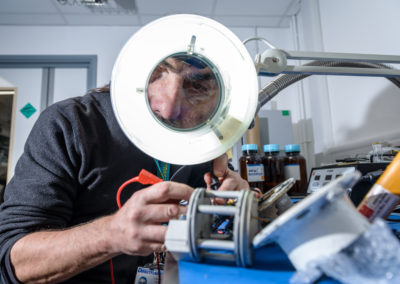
[111,14,258,165]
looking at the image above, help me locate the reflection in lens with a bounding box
[147,54,220,129]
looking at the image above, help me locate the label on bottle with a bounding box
[358,184,400,222]
[284,164,300,180]
[246,164,265,182]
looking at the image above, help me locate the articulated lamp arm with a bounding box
[256,48,400,78]
[243,37,400,113]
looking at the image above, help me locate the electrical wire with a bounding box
[111,169,163,284]
[109,258,115,284]
[116,176,139,208]
[170,165,187,181]
[156,253,161,284]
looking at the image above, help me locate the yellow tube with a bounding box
[375,153,400,194]
[358,152,400,222]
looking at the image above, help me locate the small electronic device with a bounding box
[307,162,389,206]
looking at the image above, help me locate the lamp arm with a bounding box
[256,49,400,78]
[285,50,400,64]
[256,60,400,115]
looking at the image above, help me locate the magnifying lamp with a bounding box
[111,14,258,165]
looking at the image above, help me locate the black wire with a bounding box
[169,165,187,181]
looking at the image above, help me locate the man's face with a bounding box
[147,55,220,129]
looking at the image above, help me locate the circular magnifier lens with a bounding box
[111,14,258,165]
[146,54,221,130]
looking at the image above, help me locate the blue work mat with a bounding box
[178,244,339,284]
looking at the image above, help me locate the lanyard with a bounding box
[154,159,170,181]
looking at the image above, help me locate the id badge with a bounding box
[134,264,163,284]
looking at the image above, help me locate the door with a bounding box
[0,55,97,179]
[0,87,16,200]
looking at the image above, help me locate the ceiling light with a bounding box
[57,0,107,6]
[81,0,107,6]
[56,0,136,14]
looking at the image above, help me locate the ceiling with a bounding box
[0,0,301,28]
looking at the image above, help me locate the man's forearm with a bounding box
[10,215,118,284]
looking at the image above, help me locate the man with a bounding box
[147,54,220,129]
[0,53,249,283]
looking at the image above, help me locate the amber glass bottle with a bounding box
[283,144,307,196]
[239,144,265,192]
[262,144,285,192]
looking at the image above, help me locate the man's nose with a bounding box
[158,73,184,120]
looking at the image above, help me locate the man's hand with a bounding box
[10,181,193,283]
[108,181,193,256]
[203,154,250,192]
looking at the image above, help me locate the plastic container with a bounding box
[239,144,265,192]
[262,144,285,192]
[283,144,307,196]
[358,152,400,222]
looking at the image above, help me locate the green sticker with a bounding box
[282,110,290,116]
[20,103,37,118]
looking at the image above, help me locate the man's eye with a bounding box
[186,92,211,105]
[184,79,208,92]
[192,81,206,90]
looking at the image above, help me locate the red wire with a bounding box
[111,170,163,284]
[109,258,115,284]
[156,253,161,284]
[116,176,140,209]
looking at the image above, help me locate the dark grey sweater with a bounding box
[0,92,209,283]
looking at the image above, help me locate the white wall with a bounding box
[297,0,400,165]
[0,26,141,87]
[0,76,14,88]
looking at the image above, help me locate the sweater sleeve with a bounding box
[0,103,80,282]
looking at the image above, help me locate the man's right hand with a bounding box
[107,181,193,256]
[10,182,193,283]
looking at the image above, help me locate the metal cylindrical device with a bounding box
[186,188,258,267]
